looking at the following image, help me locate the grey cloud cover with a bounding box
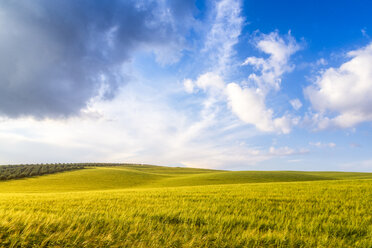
[0,0,194,118]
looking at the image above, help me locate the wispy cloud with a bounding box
[0,82,304,169]
[242,31,301,92]
[341,159,372,172]
[187,31,301,134]
[269,146,309,156]
[309,142,336,148]
[290,99,303,110]
[203,0,244,74]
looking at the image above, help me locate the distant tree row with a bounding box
[0,163,136,181]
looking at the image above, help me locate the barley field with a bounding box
[0,165,371,247]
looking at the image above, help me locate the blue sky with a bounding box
[0,0,371,171]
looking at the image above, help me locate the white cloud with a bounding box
[341,159,372,172]
[305,43,372,129]
[183,79,195,93]
[225,83,292,133]
[361,28,368,38]
[204,0,243,74]
[269,146,308,156]
[243,31,300,91]
[309,142,336,148]
[0,82,301,170]
[184,3,301,134]
[328,142,337,148]
[195,72,225,92]
[224,31,300,133]
[185,72,296,134]
[185,31,300,134]
[316,58,328,66]
[290,98,303,110]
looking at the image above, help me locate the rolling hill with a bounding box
[0,164,370,193]
[0,164,371,247]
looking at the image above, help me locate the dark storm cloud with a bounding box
[0,0,195,118]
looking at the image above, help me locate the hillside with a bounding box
[0,164,371,193]
[0,164,371,247]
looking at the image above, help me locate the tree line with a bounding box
[0,163,135,181]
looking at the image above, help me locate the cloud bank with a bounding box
[0,0,194,118]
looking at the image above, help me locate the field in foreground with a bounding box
[0,165,371,247]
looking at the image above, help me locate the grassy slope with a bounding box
[0,164,371,193]
[0,165,371,247]
[0,180,371,247]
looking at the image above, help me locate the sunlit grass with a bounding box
[1,165,370,193]
[0,165,371,247]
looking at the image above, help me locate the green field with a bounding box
[0,165,371,247]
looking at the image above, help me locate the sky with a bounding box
[0,0,372,171]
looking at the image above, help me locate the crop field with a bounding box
[0,165,371,247]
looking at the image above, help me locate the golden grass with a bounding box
[0,165,371,247]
